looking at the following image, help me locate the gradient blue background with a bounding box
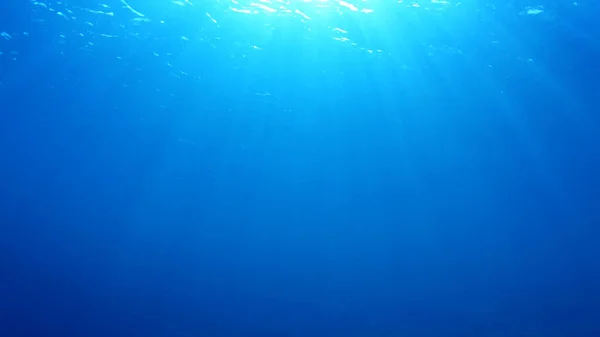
[1,0,600,336]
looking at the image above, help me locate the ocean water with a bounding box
[1,0,600,336]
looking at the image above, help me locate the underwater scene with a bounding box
[1,0,600,336]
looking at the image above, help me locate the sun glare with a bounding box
[230,0,376,18]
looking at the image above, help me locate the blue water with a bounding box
[1,0,600,336]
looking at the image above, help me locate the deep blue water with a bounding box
[1,0,600,336]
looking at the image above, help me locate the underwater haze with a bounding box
[1,0,600,336]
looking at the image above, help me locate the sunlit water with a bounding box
[1,0,600,336]
[2,0,565,86]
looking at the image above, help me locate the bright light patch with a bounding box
[339,1,359,11]
[230,0,376,17]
